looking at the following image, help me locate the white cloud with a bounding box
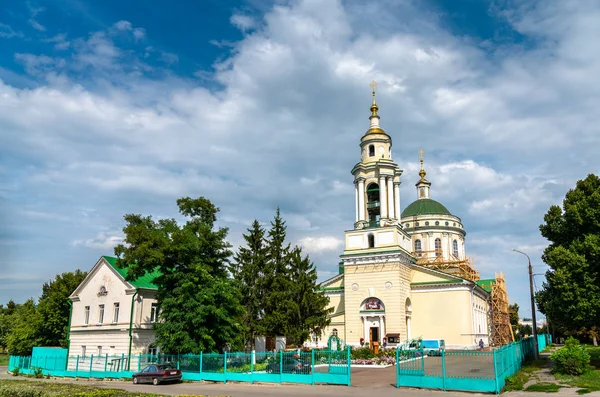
[29,19,46,31]
[230,13,256,31]
[2,0,600,317]
[297,236,343,254]
[72,232,124,250]
[0,23,23,38]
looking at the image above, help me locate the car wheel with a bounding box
[133,377,138,384]
[430,350,435,356]
[152,378,159,386]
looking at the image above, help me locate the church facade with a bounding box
[317,87,491,349]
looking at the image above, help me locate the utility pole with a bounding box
[513,249,539,359]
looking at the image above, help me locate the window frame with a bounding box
[98,304,104,325]
[84,306,90,326]
[113,302,120,324]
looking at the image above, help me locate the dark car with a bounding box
[132,364,182,385]
[266,356,311,374]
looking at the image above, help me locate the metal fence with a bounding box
[396,334,552,394]
[9,348,351,386]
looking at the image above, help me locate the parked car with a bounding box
[266,356,311,374]
[421,339,445,356]
[132,363,182,385]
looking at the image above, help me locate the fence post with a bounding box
[493,348,499,394]
[104,354,108,372]
[347,346,351,387]
[75,355,79,373]
[279,350,283,384]
[89,354,93,376]
[441,348,446,391]
[138,354,141,371]
[223,351,227,384]
[177,353,180,370]
[200,352,203,375]
[311,349,315,386]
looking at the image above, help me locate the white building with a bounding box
[68,256,160,367]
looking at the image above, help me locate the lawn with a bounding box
[0,379,226,397]
[0,354,8,366]
[554,370,600,393]
[503,359,545,391]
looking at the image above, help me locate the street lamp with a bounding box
[513,249,539,359]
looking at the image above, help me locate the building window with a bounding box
[84,306,90,325]
[453,240,459,257]
[415,239,422,255]
[415,222,419,227]
[425,221,429,226]
[81,346,86,359]
[113,303,120,323]
[368,234,375,248]
[435,238,441,256]
[150,303,159,323]
[110,346,115,356]
[405,223,409,228]
[98,346,102,357]
[435,221,439,226]
[98,304,104,324]
[369,145,375,157]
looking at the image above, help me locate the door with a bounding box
[370,327,379,344]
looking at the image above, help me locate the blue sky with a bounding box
[3,0,599,322]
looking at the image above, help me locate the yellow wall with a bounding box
[410,289,474,347]
[410,269,456,283]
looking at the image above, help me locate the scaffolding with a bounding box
[490,272,514,346]
[412,250,480,281]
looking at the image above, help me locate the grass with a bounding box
[0,379,227,396]
[503,359,545,391]
[554,369,600,393]
[524,382,561,392]
[0,354,8,366]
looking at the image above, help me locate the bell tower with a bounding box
[343,82,412,255]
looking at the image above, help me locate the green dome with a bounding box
[401,199,452,218]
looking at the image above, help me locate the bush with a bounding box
[350,347,375,360]
[550,337,591,375]
[32,367,43,379]
[11,367,19,376]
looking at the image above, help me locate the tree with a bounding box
[537,174,600,346]
[509,303,520,339]
[286,247,332,346]
[36,270,87,348]
[5,299,40,356]
[231,220,268,348]
[261,209,294,338]
[114,196,246,353]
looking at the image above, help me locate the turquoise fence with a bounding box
[9,348,351,386]
[396,334,552,394]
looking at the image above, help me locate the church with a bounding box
[317,84,508,350]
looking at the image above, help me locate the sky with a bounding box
[2,0,599,323]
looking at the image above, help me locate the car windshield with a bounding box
[422,340,439,348]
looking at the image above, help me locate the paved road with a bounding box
[0,366,589,397]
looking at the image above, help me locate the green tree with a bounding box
[231,220,268,348]
[509,303,520,339]
[285,247,332,346]
[537,174,600,346]
[114,196,246,353]
[261,209,294,338]
[36,270,87,347]
[5,299,40,356]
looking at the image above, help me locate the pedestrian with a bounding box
[479,339,484,350]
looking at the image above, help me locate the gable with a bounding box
[69,257,133,301]
[102,256,159,289]
[320,273,344,290]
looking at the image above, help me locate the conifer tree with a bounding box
[231,220,267,348]
[261,209,294,337]
[286,247,332,346]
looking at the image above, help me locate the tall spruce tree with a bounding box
[261,209,294,337]
[231,220,267,348]
[286,247,332,346]
[114,196,246,353]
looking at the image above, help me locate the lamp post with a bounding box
[513,249,539,359]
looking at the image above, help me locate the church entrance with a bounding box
[369,327,379,345]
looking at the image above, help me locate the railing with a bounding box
[396,334,552,394]
[9,348,351,386]
[366,201,380,209]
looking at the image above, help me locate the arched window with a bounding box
[368,234,375,248]
[415,239,422,256]
[435,238,441,256]
[453,239,459,257]
[369,145,375,157]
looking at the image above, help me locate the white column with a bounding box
[358,179,365,221]
[380,316,385,344]
[407,316,412,340]
[394,182,400,222]
[387,177,394,219]
[355,182,359,223]
[363,317,369,343]
[379,176,388,219]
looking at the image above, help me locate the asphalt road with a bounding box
[0,366,588,397]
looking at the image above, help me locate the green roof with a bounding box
[401,199,452,218]
[476,279,495,293]
[102,256,160,290]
